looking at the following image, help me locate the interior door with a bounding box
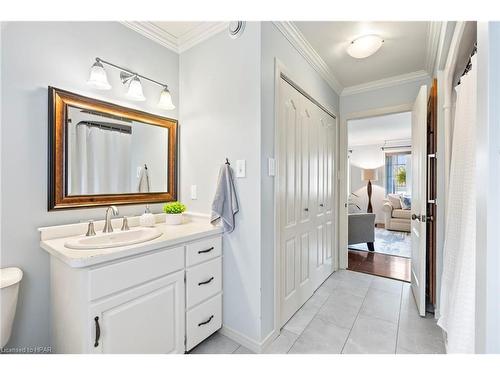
[278,79,314,326]
[89,271,185,353]
[411,85,428,316]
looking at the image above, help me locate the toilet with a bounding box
[1,267,23,349]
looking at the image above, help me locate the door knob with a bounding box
[411,214,421,221]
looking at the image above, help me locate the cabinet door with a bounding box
[89,271,185,354]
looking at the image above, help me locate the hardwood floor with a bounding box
[348,249,411,282]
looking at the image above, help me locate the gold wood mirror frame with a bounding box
[48,87,178,210]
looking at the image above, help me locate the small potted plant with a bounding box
[163,201,186,225]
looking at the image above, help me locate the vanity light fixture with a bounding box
[347,35,384,59]
[87,57,175,109]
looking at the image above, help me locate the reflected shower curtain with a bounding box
[73,125,131,195]
[437,56,477,353]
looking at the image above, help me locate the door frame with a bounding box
[338,103,413,269]
[273,58,339,335]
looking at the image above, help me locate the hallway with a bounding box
[190,270,445,354]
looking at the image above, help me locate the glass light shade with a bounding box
[158,87,175,110]
[126,76,146,101]
[347,35,384,59]
[87,61,111,90]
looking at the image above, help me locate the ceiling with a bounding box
[294,21,434,89]
[348,112,411,147]
[150,22,206,38]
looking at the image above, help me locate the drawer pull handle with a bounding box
[198,247,214,254]
[94,316,101,347]
[198,315,214,327]
[198,276,214,286]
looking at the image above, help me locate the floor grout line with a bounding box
[286,274,339,354]
[393,282,404,354]
[339,276,373,354]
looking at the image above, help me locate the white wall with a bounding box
[179,23,262,342]
[129,122,169,192]
[0,22,179,349]
[260,22,340,339]
[475,21,500,354]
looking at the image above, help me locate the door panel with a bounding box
[411,85,428,316]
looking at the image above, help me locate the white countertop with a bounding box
[40,215,223,268]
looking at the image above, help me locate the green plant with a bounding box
[163,201,186,214]
[395,167,406,186]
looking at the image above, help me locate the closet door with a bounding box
[311,108,336,289]
[278,77,337,327]
[278,80,314,326]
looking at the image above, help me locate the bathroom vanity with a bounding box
[39,215,223,354]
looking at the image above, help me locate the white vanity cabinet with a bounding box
[46,227,223,354]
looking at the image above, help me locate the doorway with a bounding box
[346,111,412,282]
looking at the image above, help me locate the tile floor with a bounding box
[189,270,445,354]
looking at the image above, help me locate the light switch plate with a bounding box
[236,160,246,178]
[268,158,276,176]
[190,185,197,200]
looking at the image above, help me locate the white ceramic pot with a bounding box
[165,213,183,225]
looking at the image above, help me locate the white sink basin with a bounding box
[65,227,162,250]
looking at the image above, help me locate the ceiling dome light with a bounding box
[87,60,111,90]
[347,35,384,59]
[126,76,146,101]
[158,87,175,110]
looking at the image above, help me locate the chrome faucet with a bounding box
[103,206,119,233]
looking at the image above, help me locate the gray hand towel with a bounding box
[210,164,239,233]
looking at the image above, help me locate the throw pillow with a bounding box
[400,196,412,210]
[387,194,402,209]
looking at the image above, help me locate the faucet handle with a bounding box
[86,220,96,237]
[121,216,130,231]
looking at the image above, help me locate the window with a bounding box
[385,152,411,195]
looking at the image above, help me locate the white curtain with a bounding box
[437,56,477,353]
[73,125,131,195]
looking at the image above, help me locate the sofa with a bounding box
[382,194,411,232]
[348,213,376,251]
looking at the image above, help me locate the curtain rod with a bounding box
[75,120,132,134]
[280,73,336,120]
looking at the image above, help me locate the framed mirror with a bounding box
[48,87,178,210]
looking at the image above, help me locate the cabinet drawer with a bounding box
[89,246,184,301]
[186,257,221,308]
[186,293,222,351]
[186,237,222,267]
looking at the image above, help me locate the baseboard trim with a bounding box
[219,325,279,354]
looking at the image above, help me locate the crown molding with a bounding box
[425,21,443,76]
[273,21,343,95]
[341,70,431,97]
[121,21,228,54]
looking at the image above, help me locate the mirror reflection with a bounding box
[66,106,169,195]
